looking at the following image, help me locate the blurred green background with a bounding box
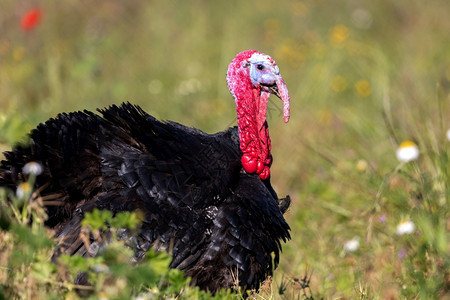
[1,0,449,298]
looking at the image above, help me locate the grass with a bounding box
[0,0,449,298]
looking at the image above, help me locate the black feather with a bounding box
[0,102,290,293]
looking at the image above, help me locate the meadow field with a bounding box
[0,1,449,299]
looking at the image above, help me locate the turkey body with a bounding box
[0,103,290,292]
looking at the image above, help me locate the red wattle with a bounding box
[235,93,272,179]
[259,167,270,180]
[241,154,257,173]
[257,161,264,174]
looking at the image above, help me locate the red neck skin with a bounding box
[231,73,272,180]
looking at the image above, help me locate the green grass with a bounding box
[1,0,449,298]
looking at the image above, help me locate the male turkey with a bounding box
[0,50,291,292]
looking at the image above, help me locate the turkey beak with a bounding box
[272,76,290,123]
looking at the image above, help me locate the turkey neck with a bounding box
[233,77,272,180]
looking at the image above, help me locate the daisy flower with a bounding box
[16,182,32,198]
[343,236,360,252]
[396,220,415,235]
[396,141,419,162]
[22,161,43,176]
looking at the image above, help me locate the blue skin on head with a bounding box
[249,61,279,88]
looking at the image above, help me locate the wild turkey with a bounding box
[0,50,291,292]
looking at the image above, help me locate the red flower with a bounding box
[21,8,42,32]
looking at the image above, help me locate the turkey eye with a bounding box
[256,64,264,70]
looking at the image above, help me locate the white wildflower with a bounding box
[16,182,32,198]
[396,220,415,235]
[22,161,43,176]
[396,141,419,162]
[343,236,360,252]
[446,129,450,141]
